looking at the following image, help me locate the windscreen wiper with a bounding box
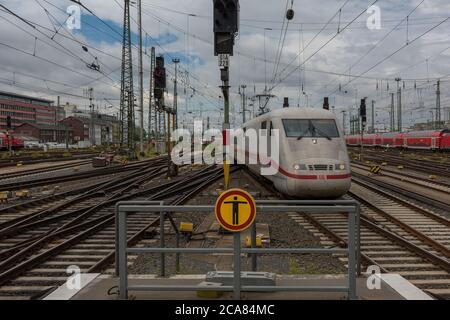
[310,123,332,141]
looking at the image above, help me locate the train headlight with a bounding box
[293,164,307,170]
[335,163,346,170]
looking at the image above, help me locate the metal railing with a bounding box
[115,200,360,300]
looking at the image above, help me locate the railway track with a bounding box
[351,151,450,178]
[301,181,450,299]
[0,164,228,299]
[348,147,450,163]
[0,160,167,229]
[244,167,450,299]
[0,152,99,169]
[351,162,450,190]
[0,158,164,192]
[350,165,450,213]
[0,159,92,180]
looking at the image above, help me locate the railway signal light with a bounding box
[213,0,239,33]
[323,97,329,110]
[154,56,166,100]
[213,0,239,56]
[215,33,235,56]
[6,115,12,129]
[360,99,367,126]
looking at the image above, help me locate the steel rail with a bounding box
[0,153,98,168]
[348,189,450,258]
[351,162,450,189]
[242,167,383,273]
[351,175,450,222]
[0,164,166,234]
[88,166,237,273]
[0,165,167,241]
[355,154,450,177]
[0,165,226,286]
[0,157,167,191]
[0,159,92,180]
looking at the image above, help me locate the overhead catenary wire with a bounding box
[324,17,450,99]
[2,0,449,125]
[4,0,224,113]
[269,0,380,93]
[114,1,218,88]
[141,2,446,28]
[320,0,427,98]
[0,4,119,85]
[137,2,446,86]
[269,0,292,89]
[274,0,351,89]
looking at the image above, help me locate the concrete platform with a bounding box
[46,273,433,300]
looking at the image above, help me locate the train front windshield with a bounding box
[282,119,340,139]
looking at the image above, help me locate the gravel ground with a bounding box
[129,168,346,276]
[251,212,346,274]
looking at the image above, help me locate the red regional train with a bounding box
[346,129,450,151]
[0,132,25,150]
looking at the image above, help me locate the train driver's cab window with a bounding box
[282,119,339,140]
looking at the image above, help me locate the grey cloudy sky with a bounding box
[0,0,449,131]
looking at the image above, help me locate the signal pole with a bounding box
[241,84,247,124]
[390,93,395,131]
[341,110,346,135]
[172,58,180,129]
[222,67,230,131]
[436,80,441,128]
[371,100,375,133]
[395,78,402,132]
[88,88,94,146]
[360,98,367,161]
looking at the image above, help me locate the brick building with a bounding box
[59,116,90,143]
[14,123,73,143]
[0,91,56,130]
[60,114,119,145]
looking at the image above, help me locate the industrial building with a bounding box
[0,90,56,129]
[0,90,119,146]
[14,123,74,144]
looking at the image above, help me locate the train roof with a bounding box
[379,132,401,138]
[268,107,336,118]
[404,129,450,137]
[244,107,336,127]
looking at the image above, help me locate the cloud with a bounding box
[0,0,449,130]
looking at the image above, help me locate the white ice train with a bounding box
[241,107,351,198]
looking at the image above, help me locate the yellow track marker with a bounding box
[179,222,193,233]
[245,235,262,248]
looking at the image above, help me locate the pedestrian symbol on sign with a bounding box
[215,189,256,232]
[224,196,247,225]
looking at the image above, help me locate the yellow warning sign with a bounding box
[370,165,382,174]
[215,188,256,232]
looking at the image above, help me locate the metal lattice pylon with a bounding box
[149,47,157,139]
[119,0,135,149]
